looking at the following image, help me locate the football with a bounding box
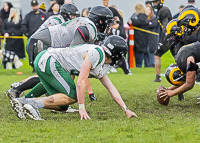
[156,85,170,106]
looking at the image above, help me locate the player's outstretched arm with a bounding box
[77,53,92,120]
[99,75,138,118]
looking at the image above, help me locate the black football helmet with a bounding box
[165,64,185,86]
[60,4,80,21]
[150,0,164,11]
[166,19,185,47]
[102,35,127,66]
[88,6,113,33]
[177,5,200,35]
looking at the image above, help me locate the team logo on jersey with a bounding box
[41,15,44,21]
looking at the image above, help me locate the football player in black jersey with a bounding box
[150,0,172,82]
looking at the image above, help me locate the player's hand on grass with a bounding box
[79,109,91,120]
[125,109,138,118]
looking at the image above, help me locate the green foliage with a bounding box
[0,51,200,142]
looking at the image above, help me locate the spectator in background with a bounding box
[188,0,195,5]
[129,3,148,68]
[145,1,151,7]
[108,16,132,74]
[108,16,126,39]
[57,0,64,5]
[151,0,172,82]
[64,0,73,4]
[0,17,2,39]
[102,0,131,74]
[2,7,24,69]
[47,0,56,13]
[0,2,13,22]
[173,5,184,19]
[102,0,124,27]
[111,5,124,19]
[47,2,60,16]
[146,5,158,67]
[81,8,89,17]
[21,0,48,39]
[39,2,46,13]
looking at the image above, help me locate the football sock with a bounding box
[14,77,40,92]
[25,98,34,103]
[24,82,47,98]
[35,99,44,108]
[89,92,93,96]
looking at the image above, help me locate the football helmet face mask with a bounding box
[88,6,113,33]
[60,4,80,21]
[102,35,128,66]
[165,64,185,86]
[177,6,200,35]
[166,19,185,47]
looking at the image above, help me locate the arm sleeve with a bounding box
[109,7,124,26]
[131,13,147,27]
[1,20,7,35]
[146,17,158,29]
[20,15,29,37]
[119,25,126,39]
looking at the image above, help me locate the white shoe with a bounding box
[110,67,117,73]
[5,88,19,99]
[66,106,79,113]
[11,98,26,119]
[23,103,43,120]
[51,106,78,113]
[6,62,12,69]
[11,82,22,88]
[128,72,133,75]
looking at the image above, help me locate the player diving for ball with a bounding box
[11,35,138,120]
[6,5,114,101]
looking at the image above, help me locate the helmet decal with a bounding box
[165,64,185,86]
[178,10,199,27]
[168,67,184,85]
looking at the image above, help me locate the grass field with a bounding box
[1,51,200,143]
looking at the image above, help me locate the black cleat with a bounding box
[153,74,161,82]
[89,93,97,101]
[178,94,184,100]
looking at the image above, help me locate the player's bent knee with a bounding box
[46,96,54,103]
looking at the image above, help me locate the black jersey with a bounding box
[21,10,48,38]
[154,6,172,57]
[156,6,172,43]
[175,42,200,73]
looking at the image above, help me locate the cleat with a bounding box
[5,88,20,99]
[153,74,161,82]
[10,82,22,88]
[89,93,97,101]
[11,98,26,119]
[110,67,117,73]
[23,102,43,120]
[51,106,78,114]
[66,106,78,113]
[178,94,184,100]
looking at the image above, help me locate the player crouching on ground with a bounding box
[11,35,138,120]
[158,41,200,101]
[157,5,200,102]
